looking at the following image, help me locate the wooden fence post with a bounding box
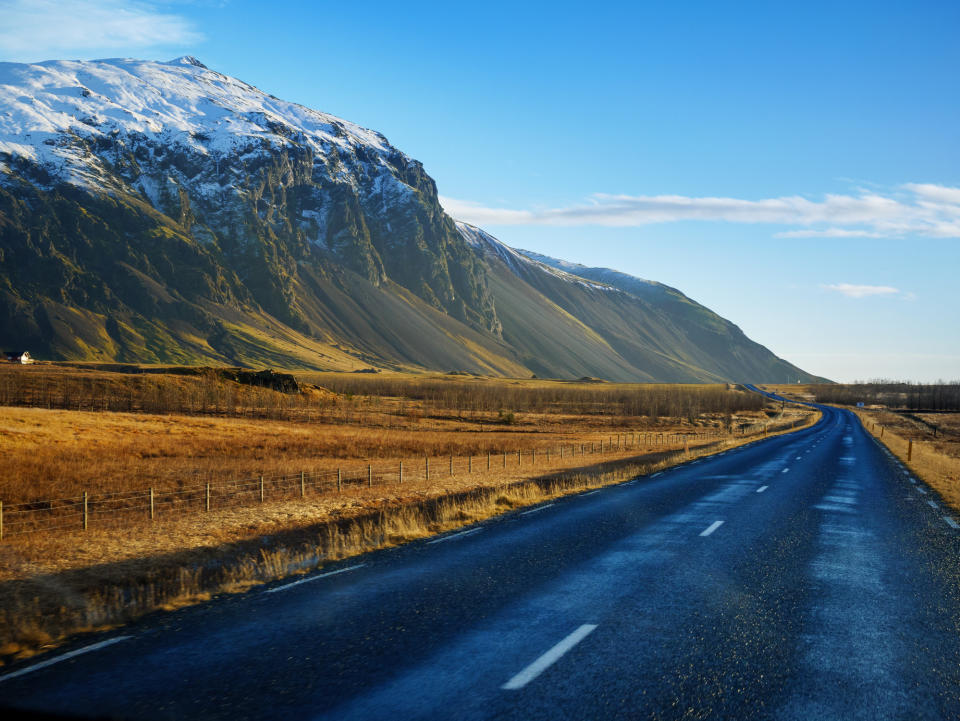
[399,461,403,484]
[469,456,472,473]
[560,445,564,459]
[518,450,522,466]
[149,487,154,520]
[82,491,88,531]
[259,476,264,503]
[908,439,913,461]
[881,426,885,438]
[301,471,305,497]
[368,465,372,487]
[425,457,429,481]
[206,482,210,512]
[532,449,536,464]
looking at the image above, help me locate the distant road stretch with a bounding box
[4,393,960,720]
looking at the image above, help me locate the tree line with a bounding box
[315,375,763,420]
[810,382,960,411]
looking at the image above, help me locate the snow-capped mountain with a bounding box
[0,57,390,192]
[0,57,821,382]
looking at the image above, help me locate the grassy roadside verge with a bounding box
[0,408,819,666]
[853,409,960,511]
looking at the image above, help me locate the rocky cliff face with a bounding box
[0,56,497,360]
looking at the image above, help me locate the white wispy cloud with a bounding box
[823,283,903,299]
[904,183,960,206]
[774,228,884,238]
[440,183,960,238]
[0,0,203,61]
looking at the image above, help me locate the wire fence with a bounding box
[0,418,808,540]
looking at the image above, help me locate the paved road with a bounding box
[4,399,960,720]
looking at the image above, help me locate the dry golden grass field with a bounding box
[1,365,771,504]
[0,364,818,662]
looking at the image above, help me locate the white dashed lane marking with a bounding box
[700,521,725,537]
[756,486,768,493]
[502,625,598,690]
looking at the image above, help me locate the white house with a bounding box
[5,351,34,364]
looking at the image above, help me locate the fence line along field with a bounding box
[1,417,811,539]
[854,408,960,510]
[0,364,784,539]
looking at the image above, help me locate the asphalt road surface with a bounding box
[4,397,960,720]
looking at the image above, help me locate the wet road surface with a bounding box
[4,400,960,719]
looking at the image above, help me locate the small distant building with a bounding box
[5,351,34,364]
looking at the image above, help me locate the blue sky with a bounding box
[2,0,958,382]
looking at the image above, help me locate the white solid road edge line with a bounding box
[700,520,725,537]
[520,503,556,516]
[945,517,959,529]
[0,636,132,683]
[426,528,483,545]
[502,624,598,690]
[927,500,939,509]
[781,468,790,474]
[582,490,600,496]
[265,563,367,593]
[756,486,769,493]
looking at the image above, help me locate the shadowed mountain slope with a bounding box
[457,224,824,383]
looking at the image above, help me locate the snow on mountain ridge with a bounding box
[455,221,622,294]
[167,56,208,69]
[0,57,399,191]
[516,248,660,289]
